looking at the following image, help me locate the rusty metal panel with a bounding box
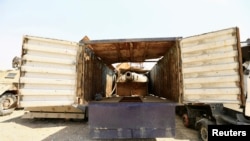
[180,27,243,104]
[84,37,178,65]
[19,35,80,107]
[116,82,148,96]
[148,44,181,102]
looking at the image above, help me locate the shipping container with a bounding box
[18,27,246,138]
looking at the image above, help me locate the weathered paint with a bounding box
[180,27,243,104]
[79,43,114,104]
[89,100,176,139]
[19,27,244,108]
[19,36,80,107]
[149,43,181,102]
[0,70,19,94]
[84,37,178,64]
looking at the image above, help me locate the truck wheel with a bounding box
[182,113,190,127]
[0,93,17,116]
[182,113,195,128]
[198,123,208,141]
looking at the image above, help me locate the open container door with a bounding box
[180,27,244,104]
[19,35,80,107]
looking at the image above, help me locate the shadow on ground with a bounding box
[0,109,199,141]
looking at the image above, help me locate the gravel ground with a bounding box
[0,109,199,141]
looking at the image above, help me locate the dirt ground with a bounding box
[0,109,199,141]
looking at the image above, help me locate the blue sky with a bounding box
[0,0,249,69]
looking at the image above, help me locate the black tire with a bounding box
[182,113,196,128]
[176,106,185,116]
[182,113,190,127]
[198,123,208,141]
[84,106,88,121]
[0,93,17,116]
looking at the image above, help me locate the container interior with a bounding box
[79,37,181,103]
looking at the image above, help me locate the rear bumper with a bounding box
[89,101,176,139]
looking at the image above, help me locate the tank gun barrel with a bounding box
[125,71,133,81]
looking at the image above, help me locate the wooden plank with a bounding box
[183,95,240,104]
[181,38,236,53]
[24,35,79,47]
[116,82,148,96]
[181,28,235,44]
[182,50,238,63]
[22,84,73,90]
[184,75,239,84]
[192,45,236,54]
[184,70,238,78]
[25,106,83,113]
[21,66,75,75]
[19,89,75,95]
[185,82,238,89]
[184,88,240,95]
[183,46,237,58]
[23,44,77,55]
[20,77,75,85]
[21,96,75,101]
[22,61,75,71]
[184,94,238,100]
[23,54,75,65]
[182,58,237,68]
[184,100,241,104]
[23,73,75,81]
[185,94,239,100]
[183,63,238,73]
[20,101,74,107]
[22,112,84,119]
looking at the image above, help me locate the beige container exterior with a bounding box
[19,35,81,107]
[180,27,243,104]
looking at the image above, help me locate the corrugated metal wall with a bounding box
[180,27,243,104]
[19,36,80,107]
[148,44,181,102]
